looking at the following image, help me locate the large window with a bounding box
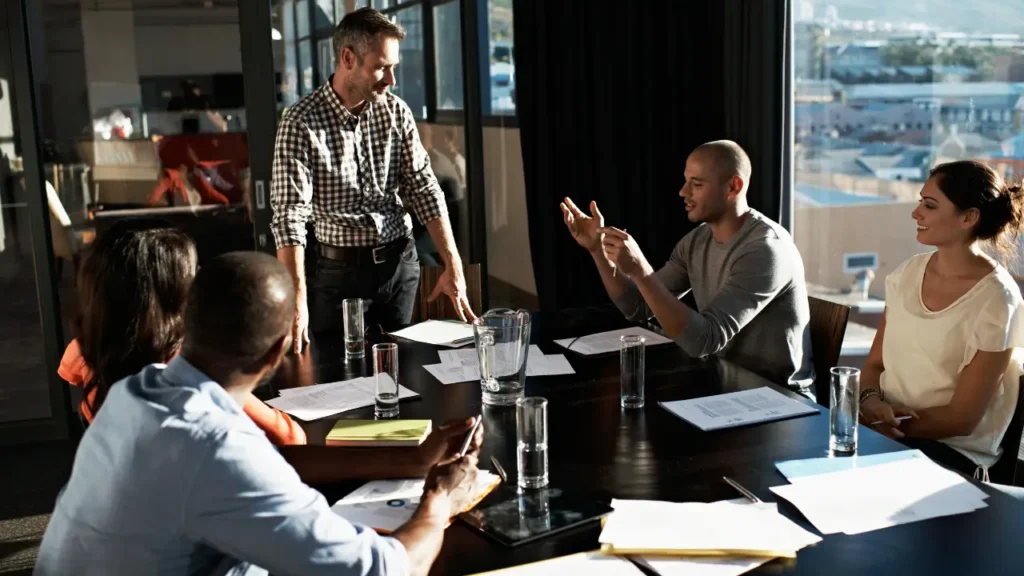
[792,2,1024,361]
[485,0,515,116]
[434,1,464,110]
[391,5,426,118]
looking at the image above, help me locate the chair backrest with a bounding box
[989,373,1024,485]
[415,264,483,322]
[807,296,851,407]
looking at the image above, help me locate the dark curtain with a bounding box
[514,0,789,312]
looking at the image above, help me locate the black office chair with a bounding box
[988,373,1024,486]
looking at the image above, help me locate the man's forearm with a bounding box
[393,491,450,576]
[425,216,461,269]
[279,446,427,485]
[277,245,307,302]
[591,248,631,300]
[633,271,692,338]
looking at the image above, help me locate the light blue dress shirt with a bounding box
[35,357,409,576]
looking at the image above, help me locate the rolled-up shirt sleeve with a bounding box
[675,242,789,358]
[396,101,447,226]
[613,238,692,322]
[271,116,315,248]
[184,428,408,576]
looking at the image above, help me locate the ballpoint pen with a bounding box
[869,414,912,426]
[491,456,508,483]
[723,475,762,503]
[458,416,482,457]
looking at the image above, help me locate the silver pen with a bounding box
[491,456,508,483]
[723,476,762,503]
[458,416,482,458]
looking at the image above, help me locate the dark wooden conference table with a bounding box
[266,306,1024,576]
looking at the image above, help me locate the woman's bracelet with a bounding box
[860,388,883,405]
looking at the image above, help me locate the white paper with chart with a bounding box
[423,345,575,384]
[659,387,817,431]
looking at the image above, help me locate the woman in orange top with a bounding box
[62,222,304,445]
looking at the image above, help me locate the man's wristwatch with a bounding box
[860,388,884,405]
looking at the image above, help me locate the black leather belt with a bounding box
[318,236,409,265]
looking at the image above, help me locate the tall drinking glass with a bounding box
[517,397,548,490]
[830,367,860,455]
[343,298,365,359]
[373,343,400,419]
[620,335,646,409]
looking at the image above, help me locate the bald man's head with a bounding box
[181,252,295,372]
[680,140,753,224]
[693,140,752,191]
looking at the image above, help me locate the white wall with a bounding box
[81,9,141,112]
[482,126,537,296]
[134,24,243,76]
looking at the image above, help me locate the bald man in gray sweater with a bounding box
[561,140,814,393]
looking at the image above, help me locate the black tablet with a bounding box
[457,486,612,547]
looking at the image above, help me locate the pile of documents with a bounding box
[332,472,502,534]
[660,387,818,431]
[769,450,988,535]
[423,345,575,385]
[391,320,476,347]
[554,327,671,356]
[265,376,418,421]
[600,499,820,562]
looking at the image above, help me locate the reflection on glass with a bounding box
[416,122,468,256]
[487,0,515,115]
[283,0,295,38]
[314,0,334,29]
[296,0,310,37]
[299,40,314,95]
[517,489,551,533]
[0,7,52,423]
[318,38,336,87]
[433,1,464,110]
[791,1,1024,335]
[392,6,426,119]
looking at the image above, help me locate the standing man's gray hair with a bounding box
[332,7,406,61]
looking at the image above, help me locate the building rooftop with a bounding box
[847,82,1024,100]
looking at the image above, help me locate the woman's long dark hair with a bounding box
[76,222,197,415]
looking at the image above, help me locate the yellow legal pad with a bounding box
[326,419,432,447]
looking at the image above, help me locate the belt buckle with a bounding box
[372,245,387,264]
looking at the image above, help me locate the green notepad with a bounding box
[326,420,432,447]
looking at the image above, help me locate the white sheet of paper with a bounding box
[636,556,770,576]
[599,499,820,556]
[659,387,818,431]
[428,345,574,384]
[391,320,475,347]
[266,377,417,420]
[468,552,644,576]
[332,472,500,533]
[553,327,671,355]
[423,363,480,385]
[769,457,988,535]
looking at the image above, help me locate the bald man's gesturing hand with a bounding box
[600,227,653,279]
[560,197,604,253]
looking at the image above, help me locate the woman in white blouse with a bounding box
[859,160,1024,479]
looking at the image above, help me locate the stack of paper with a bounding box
[769,455,989,535]
[267,376,418,421]
[331,472,502,533]
[600,499,821,560]
[423,345,575,385]
[391,320,475,347]
[553,327,672,355]
[325,419,432,447]
[775,448,929,481]
[660,387,818,431]
[469,552,644,575]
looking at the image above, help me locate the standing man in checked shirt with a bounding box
[272,8,475,353]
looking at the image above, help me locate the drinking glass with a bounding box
[373,343,400,419]
[343,298,365,359]
[830,367,861,455]
[620,335,646,409]
[516,397,548,490]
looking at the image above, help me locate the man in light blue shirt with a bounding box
[36,252,480,575]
